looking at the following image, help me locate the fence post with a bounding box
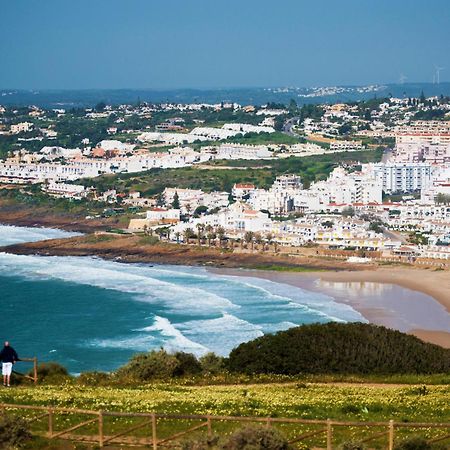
[388,420,394,450]
[207,415,212,438]
[326,418,333,450]
[151,413,157,450]
[98,411,104,448]
[266,417,272,428]
[48,408,53,438]
[33,357,38,384]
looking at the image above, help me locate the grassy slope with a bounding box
[1,380,448,422]
[2,380,450,448]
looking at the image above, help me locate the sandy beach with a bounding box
[211,267,450,348]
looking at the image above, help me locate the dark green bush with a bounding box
[395,437,432,450]
[181,435,220,450]
[116,349,179,381]
[223,426,290,450]
[0,415,32,448]
[228,323,450,375]
[31,362,70,384]
[340,442,366,450]
[200,353,226,375]
[77,371,112,386]
[173,352,203,376]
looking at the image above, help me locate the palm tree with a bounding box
[265,233,273,252]
[196,223,205,246]
[175,231,181,244]
[155,227,165,241]
[254,232,263,250]
[216,226,225,248]
[244,231,255,251]
[183,228,194,244]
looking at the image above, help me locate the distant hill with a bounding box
[1,82,450,108]
[228,322,450,375]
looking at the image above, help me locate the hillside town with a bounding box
[1,96,450,263]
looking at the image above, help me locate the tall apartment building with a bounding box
[371,163,432,193]
[394,121,450,163]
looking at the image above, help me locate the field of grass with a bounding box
[2,381,448,422]
[1,380,449,448]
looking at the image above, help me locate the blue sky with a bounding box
[1,0,449,89]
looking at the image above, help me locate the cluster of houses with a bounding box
[121,119,450,261]
[1,100,450,262]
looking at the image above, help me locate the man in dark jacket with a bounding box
[0,342,18,387]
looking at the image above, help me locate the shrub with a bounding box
[181,435,220,450]
[116,349,179,381]
[395,437,431,450]
[0,415,32,448]
[228,323,450,375]
[200,353,226,375]
[223,426,290,450]
[340,442,366,450]
[173,352,203,377]
[31,362,70,384]
[77,371,112,386]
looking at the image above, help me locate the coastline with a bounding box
[0,233,370,272]
[1,222,449,348]
[209,267,450,348]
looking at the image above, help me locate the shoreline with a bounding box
[0,233,370,272]
[2,223,449,348]
[209,267,450,348]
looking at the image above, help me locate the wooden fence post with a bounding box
[207,415,212,438]
[151,413,157,450]
[326,419,333,450]
[33,358,38,384]
[388,420,394,450]
[98,411,104,447]
[266,417,272,428]
[48,408,53,438]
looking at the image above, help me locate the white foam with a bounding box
[216,274,366,323]
[87,335,158,351]
[141,316,209,355]
[177,313,264,355]
[0,225,80,246]
[0,253,236,315]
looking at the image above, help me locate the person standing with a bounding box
[0,342,18,387]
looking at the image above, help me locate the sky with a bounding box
[1,0,449,90]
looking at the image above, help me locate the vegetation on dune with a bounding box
[228,323,450,375]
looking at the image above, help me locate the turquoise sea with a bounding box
[0,225,448,374]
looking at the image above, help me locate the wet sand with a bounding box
[210,267,450,348]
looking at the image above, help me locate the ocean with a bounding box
[0,225,368,373]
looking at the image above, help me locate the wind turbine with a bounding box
[399,74,407,85]
[435,65,444,84]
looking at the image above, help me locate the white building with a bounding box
[10,122,34,134]
[232,183,256,200]
[146,208,181,223]
[163,187,229,213]
[44,182,87,199]
[371,163,432,194]
[216,144,271,160]
[394,121,450,163]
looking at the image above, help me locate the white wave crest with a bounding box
[0,224,80,246]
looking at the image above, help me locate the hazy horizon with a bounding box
[1,0,449,90]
